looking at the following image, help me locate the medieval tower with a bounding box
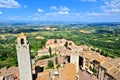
[70,49,79,80]
[16,32,32,80]
[70,49,79,73]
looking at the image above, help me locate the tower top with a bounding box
[16,32,26,42]
[19,32,26,38]
[16,32,28,46]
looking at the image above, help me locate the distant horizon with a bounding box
[1,20,120,24]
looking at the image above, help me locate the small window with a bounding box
[21,38,24,45]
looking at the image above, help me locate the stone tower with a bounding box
[70,49,79,80]
[16,32,32,80]
[70,49,79,73]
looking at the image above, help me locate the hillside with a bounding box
[0,24,120,68]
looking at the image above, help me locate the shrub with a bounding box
[47,60,54,69]
[38,55,49,60]
[55,57,58,64]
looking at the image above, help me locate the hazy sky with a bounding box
[0,0,120,22]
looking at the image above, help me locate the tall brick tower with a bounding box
[16,32,32,80]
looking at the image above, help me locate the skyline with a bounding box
[0,0,120,22]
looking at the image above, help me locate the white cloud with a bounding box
[58,11,69,15]
[50,6,57,10]
[101,0,120,13]
[83,0,120,18]
[80,0,96,2]
[0,11,2,14]
[24,5,27,8]
[38,8,44,13]
[50,6,69,11]
[59,6,69,11]
[48,6,70,15]
[0,0,21,8]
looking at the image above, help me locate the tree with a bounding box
[54,39,57,43]
[47,60,54,69]
[49,47,52,57]
[56,64,61,69]
[64,41,68,47]
[55,57,58,64]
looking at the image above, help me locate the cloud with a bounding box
[48,6,70,15]
[0,11,2,14]
[50,6,57,10]
[50,6,69,11]
[83,0,120,18]
[58,11,69,15]
[59,6,69,11]
[0,0,21,8]
[101,0,120,13]
[80,0,96,2]
[38,8,44,13]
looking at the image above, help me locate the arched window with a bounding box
[21,38,24,45]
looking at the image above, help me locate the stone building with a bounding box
[16,32,32,80]
[99,58,120,80]
[45,39,75,49]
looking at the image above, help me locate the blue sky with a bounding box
[0,0,120,22]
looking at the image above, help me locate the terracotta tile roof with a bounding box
[69,45,78,50]
[38,48,49,55]
[45,39,75,47]
[79,51,108,64]
[54,46,71,56]
[100,58,120,80]
[0,66,19,78]
[109,58,120,66]
[37,59,49,66]
[46,39,67,46]
[102,62,113,70]
[78,45,90,51]
[0,67,7,76]
[36,57,65,66]
[58,63,76,80]
[58,57,65,64]
[5,66,19,77]
[107,68,120,80]
[101,58,120,70]
[79,51,93,61]
[36,70,50,80]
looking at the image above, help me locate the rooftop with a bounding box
[58,63,76,80]
[36,70,50,80]
[0,66,19,78]
[107,68,120,80]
